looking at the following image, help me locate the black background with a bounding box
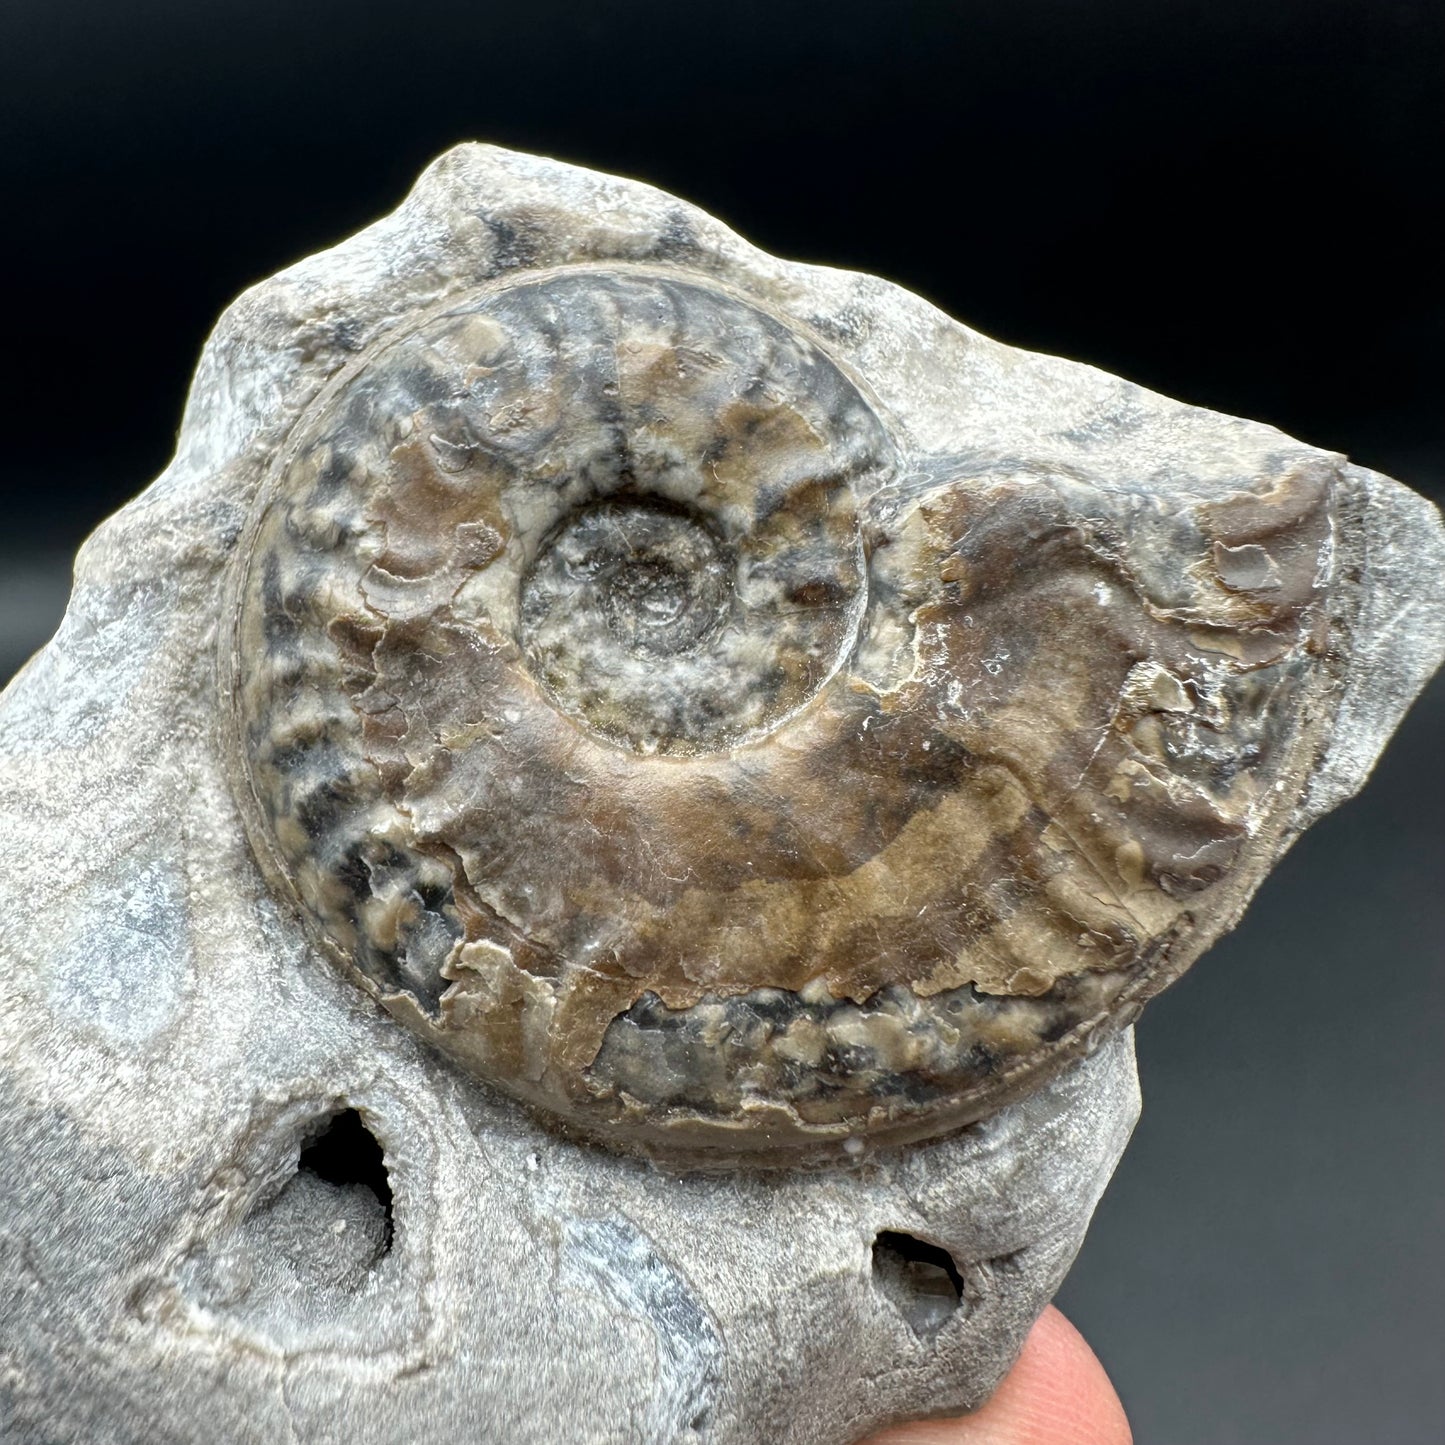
[2,3,1441,1441]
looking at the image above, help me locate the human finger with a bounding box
[857,1305,1132,1445]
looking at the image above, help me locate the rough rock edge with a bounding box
[1300,463,1445,823]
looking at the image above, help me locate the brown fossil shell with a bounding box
[229,259,1344,1159]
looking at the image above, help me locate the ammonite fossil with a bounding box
[232,238,1353,1158]
[2,143,1441,1445]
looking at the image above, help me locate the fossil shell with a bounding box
[223,163,1398,1160]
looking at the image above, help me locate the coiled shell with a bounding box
[229,231,1347,1159]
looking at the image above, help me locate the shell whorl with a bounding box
[231,263,1340,1159]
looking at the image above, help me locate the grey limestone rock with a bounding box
[1,145,1441,1443]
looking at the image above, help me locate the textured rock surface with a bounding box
[1,145,1441,1441]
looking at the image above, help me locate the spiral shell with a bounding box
[230,243,1343,1158]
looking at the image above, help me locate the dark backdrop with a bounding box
[2,3,1441,1441]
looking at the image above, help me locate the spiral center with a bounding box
[580,507,732,658]
[618,560,686,626]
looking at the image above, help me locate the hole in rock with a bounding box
[297,1108,394,1254]
[872,1230,964,1338]
[186,1107,398,1314]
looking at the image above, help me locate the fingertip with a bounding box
[989,1306,1132,1445]
[858,1305,1131,1445]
